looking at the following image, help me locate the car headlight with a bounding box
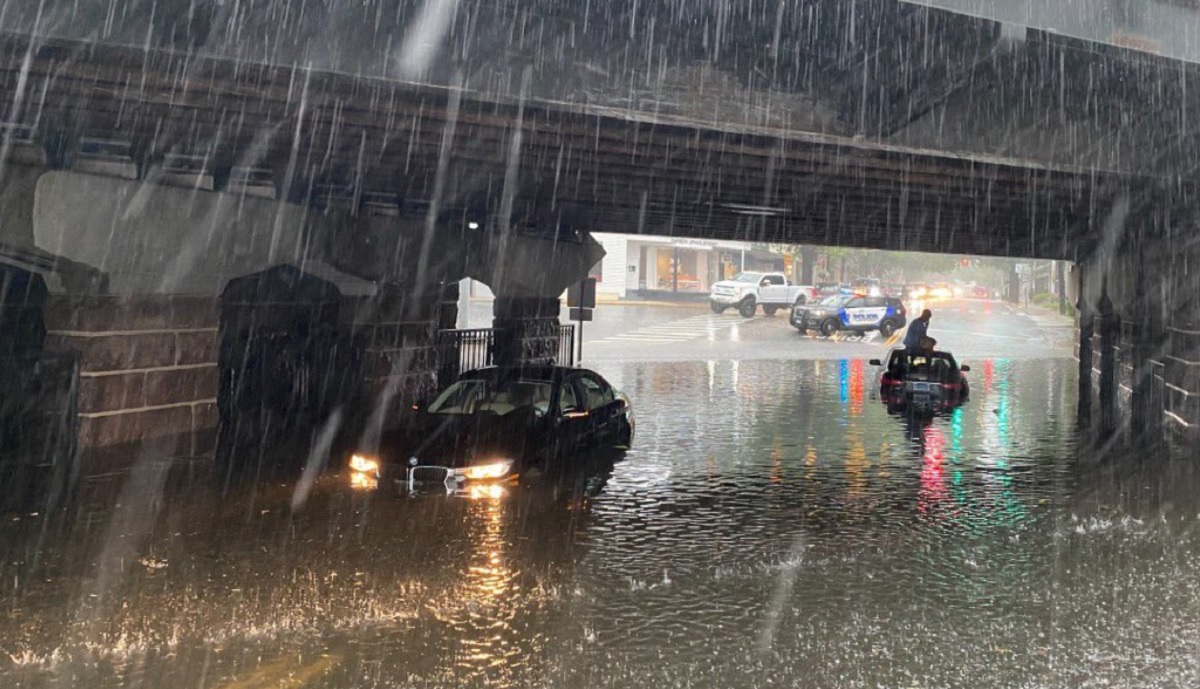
[462,460,514,480]
[349,454,380,474]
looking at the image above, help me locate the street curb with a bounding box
[1020,302,1077,326]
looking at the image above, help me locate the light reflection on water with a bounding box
[4,358,1200,688]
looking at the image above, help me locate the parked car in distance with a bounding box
[816,282,841,297]
[346,366,634,495]
[926,283,954,300]
[870,348,970,412]
[851,277,883,297]
[710,272,817,317]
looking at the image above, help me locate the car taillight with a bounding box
[941,383,957,389]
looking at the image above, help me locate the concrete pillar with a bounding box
[0,264,78,510]
[1077,293,1094,427]
[353,282,445,408]
[492,296,563,367]
[1097,289,1119,436]
[1130,246,1163,438]
[216,266,372,476]
[468,227,604,369]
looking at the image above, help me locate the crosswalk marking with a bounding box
[595,314,747,345]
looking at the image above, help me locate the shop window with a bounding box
[655,249,706,292]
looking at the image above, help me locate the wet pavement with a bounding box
[473,297,1076,362]
[6,302,1200,689]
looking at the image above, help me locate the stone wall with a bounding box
[352,283,457,409]
[493,297,564,368]
[44,295,219,461]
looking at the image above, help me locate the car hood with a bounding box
[711,281,744,290]
[795,304,833,313]
[377,412,541,468]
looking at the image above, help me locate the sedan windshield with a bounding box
[888,352,958,380]
[819,295,847,306]
[427,378,554,416]
[732,272,763,283]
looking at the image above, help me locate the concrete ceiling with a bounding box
[2,0,1198,260]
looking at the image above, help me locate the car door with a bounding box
[840,296,866,326]
[760,274,787,303]
[853,296,889,328]
[554,375,590,450]
[576,373,620,444]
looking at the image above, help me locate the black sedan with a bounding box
[870,348,971,413]
[347,366,634,493]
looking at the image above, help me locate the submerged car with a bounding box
[347,366,634,492]
[870,349,970,412]
[791,294,907,338]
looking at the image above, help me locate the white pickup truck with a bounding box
[709,272,818,318]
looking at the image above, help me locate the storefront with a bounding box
[591,233,789,299]
[647,241,711,292]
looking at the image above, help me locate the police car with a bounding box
[790,294,907,338]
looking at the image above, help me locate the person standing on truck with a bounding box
[904,309,933,351]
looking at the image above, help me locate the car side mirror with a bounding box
[869,359,882,366]
[562,407,589,419]
[960,365,971,372]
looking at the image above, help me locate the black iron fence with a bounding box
[437,325,576,385]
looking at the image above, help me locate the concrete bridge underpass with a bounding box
[2,0,1200,494]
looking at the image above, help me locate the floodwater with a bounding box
[4,358,1200,688]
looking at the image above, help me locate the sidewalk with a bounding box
[1014,301,1076,328]
[596,295,708,308]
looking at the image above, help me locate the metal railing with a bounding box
[436,325,577,384]
[437,328,496,385]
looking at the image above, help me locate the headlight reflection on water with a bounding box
[349,472,378,491]
[467,484,507,500]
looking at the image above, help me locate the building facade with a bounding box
[590,233,788,299]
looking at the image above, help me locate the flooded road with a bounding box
[5,355,1200,688]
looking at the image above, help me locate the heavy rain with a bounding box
[2,1,1200,688]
